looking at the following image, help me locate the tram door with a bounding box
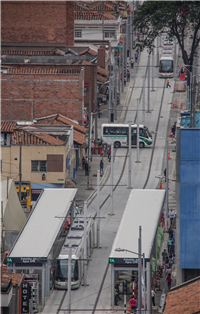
[127,128,137,146]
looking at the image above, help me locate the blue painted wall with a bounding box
[180,129,200,269]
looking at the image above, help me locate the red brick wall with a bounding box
[1,1,74,46]
[1,69,84,123]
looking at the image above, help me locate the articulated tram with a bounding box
[159,36,174,78]
[54,214,95,290]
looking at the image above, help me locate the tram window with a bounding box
[108,127,116,135]
[104,127,109,135]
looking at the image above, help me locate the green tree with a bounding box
[134,1,200,76]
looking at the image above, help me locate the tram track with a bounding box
[57,57,167,314]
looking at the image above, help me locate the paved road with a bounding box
[42,36,181,314]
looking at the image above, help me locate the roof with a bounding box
[1,272,23,287]
[79,47,98,56]
[109,190,165,261]
[164,276,200,314]
[97,74,108,83]
[34,114,86,134]
[75,12,117,20]
[12,129,65,145]
[74,129,85,145]
[7,67,81,75]
[97,65,109,77]
[0,121,17,133]
[8,189,77,261]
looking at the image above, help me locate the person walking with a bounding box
[151,289,155,306]
[100,160,104,175]
[131,58,134,69]
[98,107,102,118]
[167,273,172,291]
[127,70,130,82]
[169,209,175,225]
[137,30,141,41]
[82,156,86,170]
[163,168,166,182]
[85,160,88,176]
[168,237,173,254]
[170,242,175,257]
[166,78,171,88]
[166,266,172,277]
[129,296,137,314]
[135,51,139,62]
[162,249,168,265]
[124,76,127,86]
[168,255,173,269]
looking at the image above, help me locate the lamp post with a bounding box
[151,131,169,231]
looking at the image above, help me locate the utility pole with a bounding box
[114,57,117,120]
[147,53,151,113]
[138,226,142,314]
[94,67,98,154]
[110,142,114,215]
[97,170,100,249]
[128,121,132,188]
[102,2,104,40]
[19,138,22,204]
[84,201,87,286]
[109,76,111,123]
[87,82,91,189]
[67,244,72,314]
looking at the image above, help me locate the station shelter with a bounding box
[6,188,77,309]
[109,189,165,311]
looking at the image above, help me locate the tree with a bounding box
[134,1,200,76]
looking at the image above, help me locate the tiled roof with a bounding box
[164,276,200,314]
[97,74,108,83]
[7,68,81,75]
[35,114,86,134]
[0,121,17,133]
[79,48,98,56]
[74,129,85,145]
[12,129,65,145]
[1,272,23,287]
[73,60,93,66]
[97,66,109,77]
[1,50,55,56]
[75,1,115,12]
[75,12,117,20]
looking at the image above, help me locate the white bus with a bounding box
[101,123,153,148]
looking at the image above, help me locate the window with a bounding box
[31,161,47,172]
[75,30,82,38]
[105,31,115,38]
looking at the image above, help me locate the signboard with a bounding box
[109,257,115,264]
[31,189,43,194]
[6,257,13,264]
[21,282,29,313]
[7,257,47,264]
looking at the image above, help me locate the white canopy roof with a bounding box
[109,189,165,261]
[9,188,77,260]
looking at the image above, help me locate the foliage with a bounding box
[134,1,200,68]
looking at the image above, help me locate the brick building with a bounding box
[1,1,75,46]
[1,67,84,123]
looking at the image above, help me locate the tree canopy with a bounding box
[134,1,200,68]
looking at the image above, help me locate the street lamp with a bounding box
[151,131,169,231]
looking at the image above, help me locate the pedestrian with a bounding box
[124,76,127,86]
[167,273,172,291]
[151,289,155,306]
[82,156,86,170]
[164,256,169,272]
[85,160,88,176]
[108,148,111,162]
[166,78,171,88]
[129,296,137,314]
[162,249,168,265]
[169,209,175,225]
[131,57,134,69]
[172,230,175,244]
[85,156,88,164]
[127,70,130,82]
[163,168,166,182]
[168,254,173,269]
[168,237,173,254]
[166,266,172,277]
[135,51,138,62]
[170,242,175,257]
[98,107,102,118]
[100,160,104,175]
[137,30,141,41]
[114,283,121,305]
[168,226,173,239]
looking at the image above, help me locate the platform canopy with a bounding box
[8,188,77,264]
[109,189,165,266]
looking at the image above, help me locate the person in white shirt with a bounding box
[169,209,175,225]
[151,289,155,306]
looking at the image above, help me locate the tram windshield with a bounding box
[159,60,173,73]
[56,260,78,281]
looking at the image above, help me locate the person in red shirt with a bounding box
[129,296,137,313]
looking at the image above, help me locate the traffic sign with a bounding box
[6,257,13,264]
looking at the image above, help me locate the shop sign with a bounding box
[21,282,29,313]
